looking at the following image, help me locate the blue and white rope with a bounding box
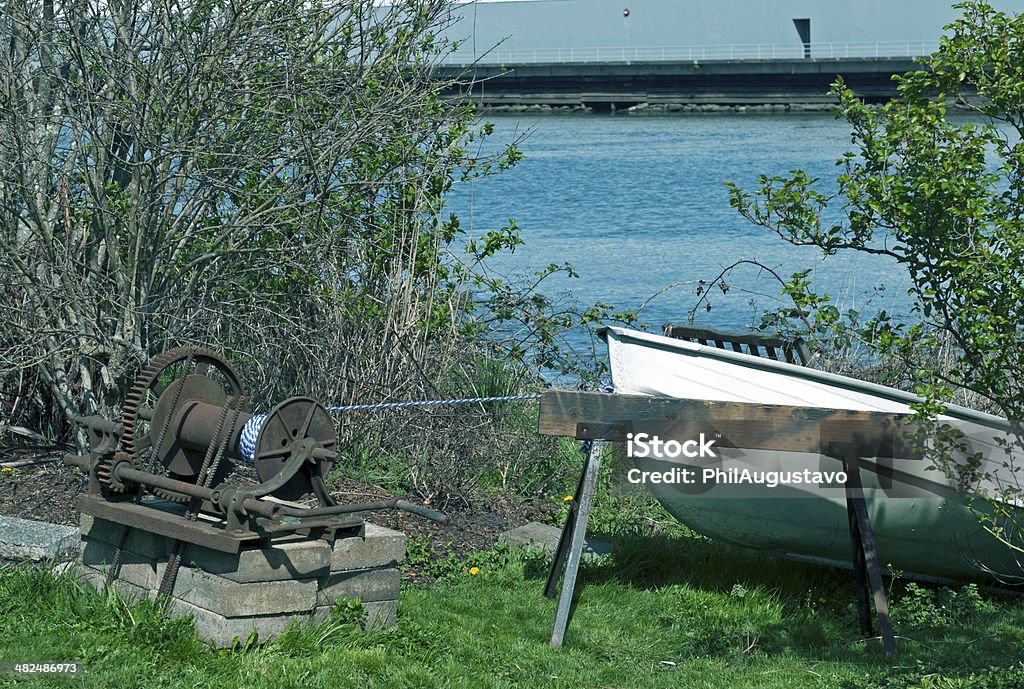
[238,413,267,464]
[324,394,543,413]
[236,394,543,463]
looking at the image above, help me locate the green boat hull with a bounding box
[605,326,1024,582]
[638,450,1023,582]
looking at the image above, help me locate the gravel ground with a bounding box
[0,445,555,579]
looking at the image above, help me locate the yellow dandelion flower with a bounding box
[563,495,573,502]
[1,467,12,473]
[469,567,480,575]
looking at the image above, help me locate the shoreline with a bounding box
[475,101,841,115]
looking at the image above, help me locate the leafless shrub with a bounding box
[0,0,513,458]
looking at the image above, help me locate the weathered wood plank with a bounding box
[538,390,919,458]
[78,494,245,553]
[838,449,898,655]
[0,455,63,469]
[548,439,603,647]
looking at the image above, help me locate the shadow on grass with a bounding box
[522,528,1024,675]
[6,542,1024,689]
[524,528,853,598]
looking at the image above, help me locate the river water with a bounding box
[446,113,913,357]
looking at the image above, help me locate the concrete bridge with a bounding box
[430,0,1024,111]
[434,54,922,111]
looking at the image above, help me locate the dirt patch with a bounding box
[0,454,85,527]
[0,447,558,580]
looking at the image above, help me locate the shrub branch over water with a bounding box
[727,1,1024,552]
[0,0,616,502]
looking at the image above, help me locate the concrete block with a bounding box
[52,561,75,578]
[81,515,174,560]
[164,565,317,617]
[70,519,402,645]
[499,521,613,559]
[181,537,331,583]
[0,515,79,562]
[363,600,398,630]
[330,524,406,571]
[312,600,397,630]
[169,597,307,649]
[81,538,158,589]
[66,563,107,591]
[79,514,124,544]
[108,576,153,604]
[68,564,153,604]
[316,568,400,607]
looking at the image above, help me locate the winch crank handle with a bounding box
[395,500,450,524]
[72,415,123,436]
[63,454,91,471]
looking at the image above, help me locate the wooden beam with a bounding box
[834,447,898,655]
[537,389,907,655]
[0,455,63,469]
[548,440,604,647]
[538,390,919,458]
[78,494,246,553]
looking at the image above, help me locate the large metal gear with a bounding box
[118,347,245,502]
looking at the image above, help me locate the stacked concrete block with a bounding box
[0,514,80,562]
[70,515,406,647]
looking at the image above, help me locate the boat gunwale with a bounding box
[598,326,1016,432]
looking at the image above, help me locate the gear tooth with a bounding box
[148,487,191,503]
[96,455,130,495]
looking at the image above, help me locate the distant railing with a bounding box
[440,40,939,66]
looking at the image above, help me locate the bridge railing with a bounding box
[440,40,939,66]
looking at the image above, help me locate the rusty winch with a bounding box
[65,347,446,555]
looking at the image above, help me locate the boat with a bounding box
[601,326,1024,583]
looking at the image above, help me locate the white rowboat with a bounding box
[603,326,1024,582]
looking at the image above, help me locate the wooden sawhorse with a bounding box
[539,390,911,655]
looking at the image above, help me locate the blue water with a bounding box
[447,114,912,353]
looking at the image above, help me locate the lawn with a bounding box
[3,523,1024,689]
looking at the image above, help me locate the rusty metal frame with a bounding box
[65,348,447,562]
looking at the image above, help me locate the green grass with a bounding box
[3,532,1024,689]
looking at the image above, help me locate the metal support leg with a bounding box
[546,439,603,647]
[833,445,897,656]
